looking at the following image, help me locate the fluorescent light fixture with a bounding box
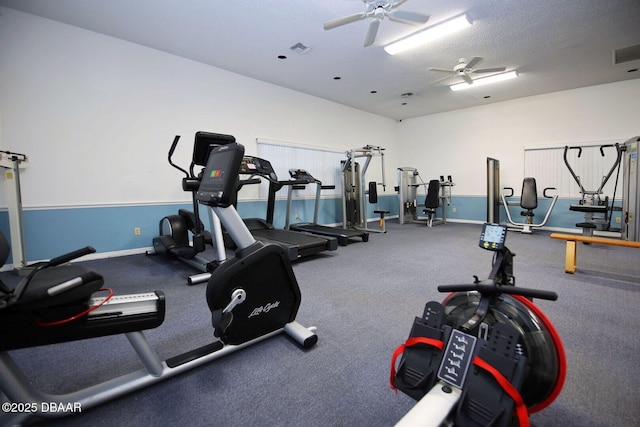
[384,14,472,55]
[449,71,519,91]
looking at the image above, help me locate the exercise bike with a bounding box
[0,142,317,425]
[391,223,566,427]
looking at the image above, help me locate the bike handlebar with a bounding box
[48,246,96,267]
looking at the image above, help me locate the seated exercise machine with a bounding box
[563,143,623,237]
[0,142,317,425]
[422,177,454,227]
[151,132,233,283]
[396,168,454,227]
[501,177,558,234]
[391,223,565,426]
[284,169,369,245]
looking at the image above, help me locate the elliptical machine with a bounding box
[151,132,233,281]
[391,223,565,426]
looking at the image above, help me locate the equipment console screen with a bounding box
[195,143,244,207]
[479,223,507,251]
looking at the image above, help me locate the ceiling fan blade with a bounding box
[462,74,474,84]
[473,67,507,74]
[465,57,483,69]
[390,0,409,9]
[388,10,429,25]
[364,19,381,47]
[429,74,457,85]
[323,12,366,30]
[427,67,454,73]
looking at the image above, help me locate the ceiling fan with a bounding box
[428,57,507,85]
[323,0,429,47]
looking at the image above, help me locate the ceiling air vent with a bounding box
[613,44,640,65]
[290,42,311,55]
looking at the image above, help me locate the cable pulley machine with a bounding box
[342,145,387,233]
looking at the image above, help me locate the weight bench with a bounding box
[549,233,640,274]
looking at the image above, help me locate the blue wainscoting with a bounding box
[0,194,621,265]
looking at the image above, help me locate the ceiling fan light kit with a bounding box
[323,3,520,98]
[323,0,429,47]
[383,14,472,55]
[449,70,519,91]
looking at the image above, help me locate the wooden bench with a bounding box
[549,233,640,273]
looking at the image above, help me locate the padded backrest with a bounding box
[425,180,440,209]
[368,181,378,203]
[0,230,9,269]
[521,177,538,210]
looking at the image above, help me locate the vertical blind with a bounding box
[524,140,624,199]
[256,139,345,199]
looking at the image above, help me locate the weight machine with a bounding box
[563,143,624,237]
[396,168,454,226]
[342,145,387,233]
[621,136,639,241]
[0,150,29,273]
[501,177,558,234]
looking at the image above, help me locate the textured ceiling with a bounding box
[1,0,639,120]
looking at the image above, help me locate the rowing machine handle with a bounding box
[438,283,558,301]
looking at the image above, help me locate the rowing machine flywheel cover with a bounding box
[442,291,566,412]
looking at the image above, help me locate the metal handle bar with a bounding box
[167,135,190,179]
[48,246,96,267]
[438,283,558,301]
[503,187,514,197]
[543,187,557,198]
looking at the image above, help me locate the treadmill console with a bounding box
[240,156,278,182]
[195,143,245,207]
[289,169,315,184]
[479,223,507,251]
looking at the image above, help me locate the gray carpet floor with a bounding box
[1,221,639,426]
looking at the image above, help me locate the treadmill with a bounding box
[284,169,369,246]
[235,156,338,258]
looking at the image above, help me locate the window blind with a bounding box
[524,140,623,199]
[256,139,345,199]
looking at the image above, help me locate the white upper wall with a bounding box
[395,79,640,195]
[0,7,397,208]
[1,6,638,207]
